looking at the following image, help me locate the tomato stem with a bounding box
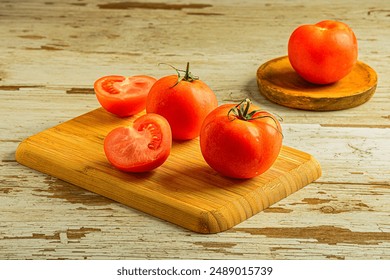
[228,98,284,136]
[184,62,191,80]
[227,99,256,121]
[159,62,199,87]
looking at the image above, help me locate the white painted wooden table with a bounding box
[1,0,389,259]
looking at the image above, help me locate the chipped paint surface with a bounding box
[66,88,95,94]
[231,226,390,246]
[36,177,114,206]
[3,227,101,241]
[97,2,212,10]
[1,0,390,260]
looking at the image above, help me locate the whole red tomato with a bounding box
[288,20,358,84]
[200,99,283,179]
[104,113,171,172]
[94,75,156,117]
[146,63,218,140]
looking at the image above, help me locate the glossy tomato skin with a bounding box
[146,75,218,140]
[94,75,156,117]
[104,113,171,172]
[200,104,283,179]
[288,20,358,84]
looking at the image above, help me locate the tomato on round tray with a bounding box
[288,20,358,84]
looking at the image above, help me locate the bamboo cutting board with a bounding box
[15,108,322,233]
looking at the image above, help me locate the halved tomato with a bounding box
[94,75,156,117]
[103,113,172,172]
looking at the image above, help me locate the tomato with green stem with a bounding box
[104,113,171,172]
[200,99,283,179]
[94,75,156,117]
[146,62,218,140]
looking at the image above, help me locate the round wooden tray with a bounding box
[256,56,377,111]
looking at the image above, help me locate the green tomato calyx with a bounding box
[228,98,284,136]
[159,62,199,88]
[227,98,263,121]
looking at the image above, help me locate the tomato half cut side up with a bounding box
[103,113,172,172]
[94,75,157,117]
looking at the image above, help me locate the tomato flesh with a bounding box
[200,103,283,179]
[104,113,171,172]
[94,75,156,117]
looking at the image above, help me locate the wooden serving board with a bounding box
[15,108,322,233]
[257,56,377,111]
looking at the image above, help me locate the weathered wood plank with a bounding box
[1,0,389,259]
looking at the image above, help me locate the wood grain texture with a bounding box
[256,56,378,111]
[1,0,389,260]
[15,108,321,233]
